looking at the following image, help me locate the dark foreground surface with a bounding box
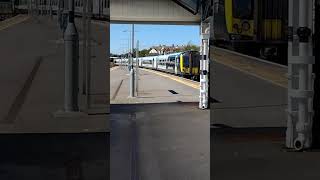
[211,128,320,180]
[111,103,210,180]
[0,133,109,180]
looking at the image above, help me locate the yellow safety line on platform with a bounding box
[141,68,200,89]
[0,15,30,31]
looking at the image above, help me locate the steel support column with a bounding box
[129,24,135,98]
[63,0,79,112]
[199,22,210,109]
[287,0,315,151]
[85,0,92,110]
[136,40,139,97]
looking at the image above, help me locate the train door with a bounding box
[191,51,200,78]
[153,58,156,69]
[189,53,192,75]
[165,56,169,72]
[182,52,191,75]
[175,56,178,75]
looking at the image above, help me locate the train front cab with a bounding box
[215,0,288,62]
[179,51,200,80]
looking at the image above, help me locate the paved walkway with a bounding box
[211,48,320,180]
[213,47,287,88]
[110,67,209,180]
[111,67,199,104]
[211,60,287,128]
[0,15,108,133]
[0,16,109,180]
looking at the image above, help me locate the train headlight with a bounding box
[242,21,250,31]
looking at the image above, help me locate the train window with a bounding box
[183,55,189,67]
[192,52,200,67]
[232,0,254,19]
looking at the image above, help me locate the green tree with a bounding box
[139,48,150,57]
[183,41,200,51]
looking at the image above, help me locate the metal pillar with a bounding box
[49,0,52,18]
[287,0,315,151]
[82,0,87,95]
[136,40,139,96]
[63,0,79,112]
[11,0,15,14]
[28,0,31,16]
[85,0,92,110]
[199,22,210,109]
[129,24,135,97]
[40,0,43,15]
[58,0,62,22]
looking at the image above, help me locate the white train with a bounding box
[114,51,201,80]
[14,0,109,20]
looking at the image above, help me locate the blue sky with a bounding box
[110,24,200,54]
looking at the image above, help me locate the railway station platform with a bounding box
[0,16,108,179]
[211,48,320,180]
[110,66,210,180]
[110,66,200,104]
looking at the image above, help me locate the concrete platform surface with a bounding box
[211,128,320,180]
[211,60,287,128]
[111,66,199,104]
[111,103,209,180]
[210,47,320,180]
[110,66,209,179]
[0,133,109,180]
[0,16,109,133]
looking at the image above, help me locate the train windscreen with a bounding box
[183,54,190,67]
[232,0,254,19]
[191,52,200,68]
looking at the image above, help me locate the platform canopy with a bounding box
[110,0,201,25]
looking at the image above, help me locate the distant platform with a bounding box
[110,66,199,104]
[0,16,109,134]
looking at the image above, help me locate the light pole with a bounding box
[128,24,135,97]
[136,40,139,96]
[123,25,137,97]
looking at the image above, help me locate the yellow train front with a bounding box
[214,0,288,64]
[177,51,200,80]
